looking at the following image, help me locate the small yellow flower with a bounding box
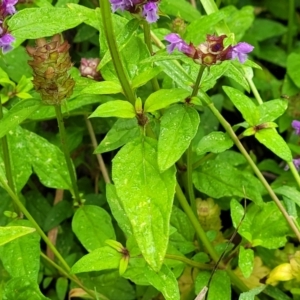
[266,263,295,286]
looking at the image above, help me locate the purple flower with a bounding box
[143,2,159,23]
[292,120,300,135]
[110,0,133,12]
[284,159,300,171]
[165,33,193,55]
[0,28,14,53]
[227,42,254,63]
[0,0,18,18]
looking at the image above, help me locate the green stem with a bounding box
[193,153,216,170]
[205,99,300,241]
[84,115,111,184]
[198,0,230,34]
[287,0,295,53]
[191,65,206,97]
[40,252,97,299]
[245,74,264,105]
[187,144,197,213]
[187,65,206,214]
[287,161,300,189]
[0,100,19,215]
[143,21,160,91]
[0,176,71,272]
[54,105,82,205]
[176,183,221,263]
[99,0,136,104]
[165,254,212,270]
[175,183,249,293]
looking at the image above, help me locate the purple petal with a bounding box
[143,2,159,23]
[1,0,18,16]
[165,33,192,54]
[0,33,15,53]
[229,42,254,63]
[110,0,132,12]
[165,33,182,43]
[233,42,254,54]
[292,120,300,135]
[293,159,300,170]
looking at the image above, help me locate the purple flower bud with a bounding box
[294,159,300,170]
[227,42,254,63]
[292,120,300,135]
[143,2,159,23]
[0,0,18,18]
[110,0,133,12]
[0,27,14,53]
[165,33,193,55]
[79,58,102,81]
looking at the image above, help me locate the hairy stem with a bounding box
[41,252,97,299]
[55,105,82,205]
[0,176,71,272]
[287,161,300,189]
[85,116,111,184]
[99,0,136,104]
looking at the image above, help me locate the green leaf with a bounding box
[71,246,122,274]
[56,277,68,300]
[9,7,87,39]
[223,86,259,126]
[256,44,287,68]
[112,138,176,271]
[124,259,180,300]
[255,129,292,162]
[230,199,245,228]
[287,53,300,88]
[196,131,233,156]
[224,62,250,92]
[90,100,136,119]
[132,67,162,89]
[248,18,287,41]
[72,205,116,252]
[158,105,199,171]
[239,285,266,300]
[0,220,40,281]
[99,19,140,69]
[0,126,32,191]
[0,226,35,246]
[4,276,50,300]
[185,7,232,43]
[95,118,141,154]
[238,247,254,278]
[24,129,73,190]
[195,270,231,300]
[236,202,290,248]
[0,100,41,139]
[193,160,263,204]
[258,99,288,123]
[273,186,300,208]
[106,184,133,237]
[144,89,190,113]
[155,60,193,91]
[160,0,201,23]
[43,200,73,232]
[78,81,123,95]
[67,4,99,29]
[0,47,33,82]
